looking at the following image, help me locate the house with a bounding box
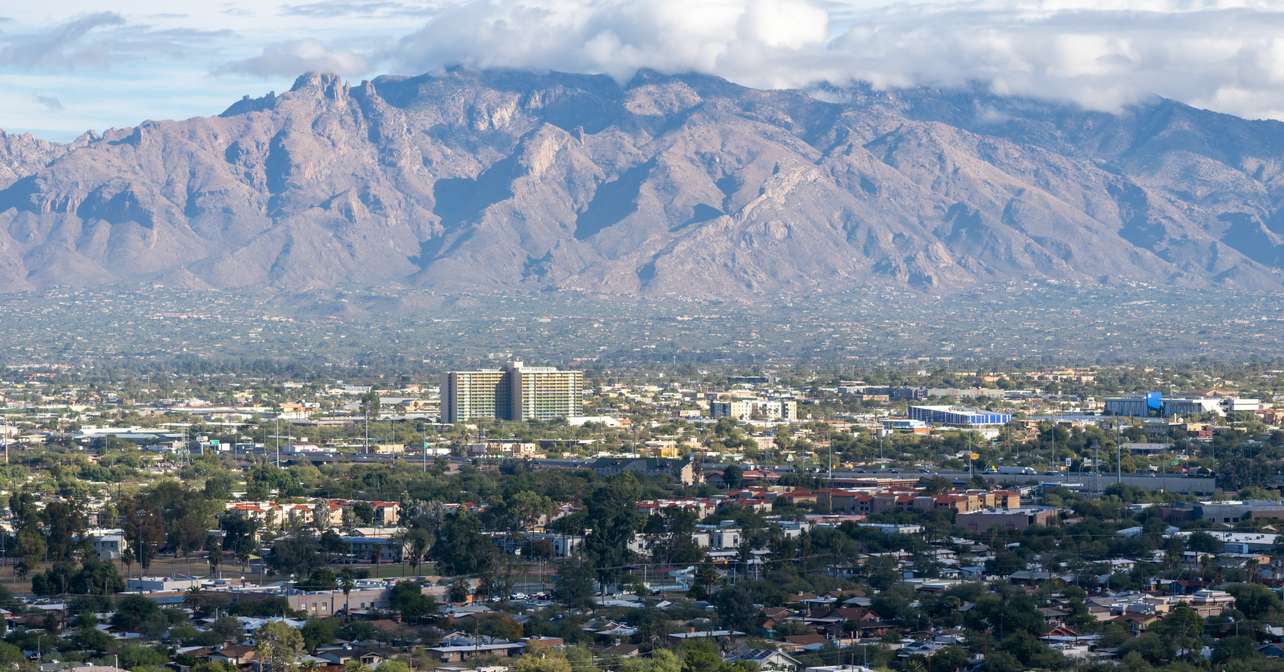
[210,645,257,668]
[1114,612,1160,634]
[724,649,802,672]
[599,644,640,659]
[318,648,388,667]
[428,634,527,662]
[1040,625,1099,645]
[898,641,946,658]
[85,528,127,561]
[782,634,828,652]
[669,630,746,643]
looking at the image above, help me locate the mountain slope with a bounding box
[0,69,1281,296]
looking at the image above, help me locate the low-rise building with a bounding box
[956,507,1058,533]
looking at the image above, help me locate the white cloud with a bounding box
[11,0,1284,138]
[383,0,1284,120]
[388,0,836,87]
[217,38,369,78]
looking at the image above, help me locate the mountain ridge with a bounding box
[0,68,1281,298]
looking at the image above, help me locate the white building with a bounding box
[710,398,797,422]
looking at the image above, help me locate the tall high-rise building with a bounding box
[441,369,510,423]
[441,362,582,422]
[510,363,584,421]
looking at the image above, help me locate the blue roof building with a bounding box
[908,405,1012,427]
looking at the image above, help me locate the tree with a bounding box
[207,535,223,579]
[1186,531,1222,554]
[713,584,758,634]
[979,650,1021,672]
[514,651,573,672]
[1212,635,1257,664]
[1227,582,1282,620]
[404,527,432,575]
[32,557,124,596]
[268,533,324,577]
[256,621,305,672]
[508,490,554,531]
[360,391,381,421]
[722,464,744,488]
[339,569,356,622]
[112,594,163,631]
[374,663,410,672]
[430,511,497,575]
[342,662,371,672]
[117,643,169,669]
[929,646,969,672]
[353,501,376,526]
[583,475,641,589]
[552,558,596,609]
[15,523,46,573]
[43,500,88,561]
[300,568,337,591]
[220,512,260,570]
[301,618,338,652]
[1152,606,1203,659]
[389,580,436,622]
[690,561,718,600]
[619,649,682,672]
[212,616,242,641]
[121,494,166,573]
[677,640,723,672]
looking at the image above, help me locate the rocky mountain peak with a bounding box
[0,69,1281,297]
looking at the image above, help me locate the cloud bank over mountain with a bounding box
[6,1,1284,136]
[384,0,1284,120]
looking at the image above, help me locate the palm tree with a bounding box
[207,537,223,579]
[339,569,356,622]
[407,527,431,577]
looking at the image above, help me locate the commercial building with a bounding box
[710,397,798,422]
[441,362,582,422]
[907,405,1011,427]
[955,507,1059,533]
[1104,393,1222,418]
[1224,398,1262,413]
[1195,500,1284,524]
[592,457,702,486]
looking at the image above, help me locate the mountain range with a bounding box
[1,68,1282,298]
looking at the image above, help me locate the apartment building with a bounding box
[710,398,798,422]
[441,362,582,422]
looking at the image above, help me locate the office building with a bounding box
[1103,393,1222,418]
[441,362,582,423]
[907,405,1011,427]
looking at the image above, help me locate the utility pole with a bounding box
[1116,421,1123,485]
[1095,435,1101,494]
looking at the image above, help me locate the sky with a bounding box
[6,0,1284,140]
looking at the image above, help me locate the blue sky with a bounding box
[6,0,1284,140]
